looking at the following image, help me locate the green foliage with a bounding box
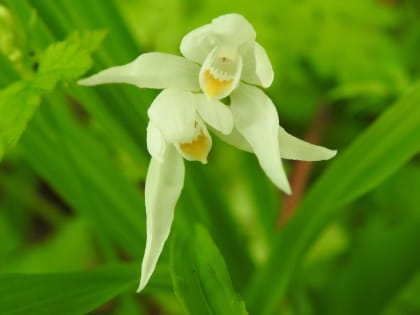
[246,82,420,315]
[0,264,137,315]
[34,31,106,88]
[20,99,146,257]
[171,225,248,315]
[0,0,419,315]
[0,30,105,160]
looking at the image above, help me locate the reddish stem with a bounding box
[277,106,330,227]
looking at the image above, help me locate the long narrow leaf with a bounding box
[246,82,420,315]
[171,225,248,315]
[0,264,137,315]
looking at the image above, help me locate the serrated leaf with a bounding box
[0,81,40,154]
[171,225,248,315]
[33,31,106,90]
[0,30,105,160]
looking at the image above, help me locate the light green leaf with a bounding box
[0,30,105,160]
[0,53,18,86]
[0,81,39,158]
[246,82,420,315]
[33,31,106,90]
[0,264,137,315]
[171,224,248,315]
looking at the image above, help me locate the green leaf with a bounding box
[0,53,19,87]
[246,82,420,315]
[171,224,248,315]
[20,98,146,257]
[323,216,420,315]
[0,264,137,315]
[0,30,105,160]
[3,219,97,273]
[0,81,39,157]
[33,31,106,90]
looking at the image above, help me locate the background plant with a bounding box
[0,1,419,314]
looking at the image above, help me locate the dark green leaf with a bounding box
[0,264,137,315]
[246,82,420,315]
[171,224,248,315]
[323,216,420,315]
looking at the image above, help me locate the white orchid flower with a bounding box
[79,13,336,292]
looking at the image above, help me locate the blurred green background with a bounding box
[0,0,419,314]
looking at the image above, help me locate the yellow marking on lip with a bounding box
[202,69,233,98]
[179,130,209,162]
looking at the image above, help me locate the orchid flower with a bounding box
[79,13,336,292]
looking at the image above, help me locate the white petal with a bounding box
[231,84,291,194]
[211,13,256,47]
[78,52,200,91]
[180,24,216,64]
[138,145,185,292]
[147,122,166,162]
[196,94,233,134]
[148,88,197,143]
[241,42,274,88]
[212,127,252,152]
[278,127,337,161]
[176,119,212,164]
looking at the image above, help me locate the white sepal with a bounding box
[78,52,200,91]
[146,122,166,162]
[148,88,197,143]
[231,84,291,194]
[278,127,337,161]
[196,94,233,134]
[138,145,185,292]
[212,127,252,152]
[180,24,216,64]
[241,42,274,88]
[211,13,256,47]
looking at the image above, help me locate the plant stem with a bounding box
[277,105,331,227]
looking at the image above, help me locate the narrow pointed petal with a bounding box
[138,145,185,292]
[180,24,215,64]
[211,13,256,47]
[278,127,337,161]
[147,122,166,162]
[231,84,291,194]
[196,94,233,134]
[148,88,197,143]
[78,53,200,91]
[241,42,274,88]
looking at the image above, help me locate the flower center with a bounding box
[199,46,243,100]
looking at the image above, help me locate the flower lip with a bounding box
[179,130,209,163]
[199,46,243,99]
[176,120,212,164]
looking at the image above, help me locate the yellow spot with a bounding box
[179,130,209,162]
[202,69,233,98]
